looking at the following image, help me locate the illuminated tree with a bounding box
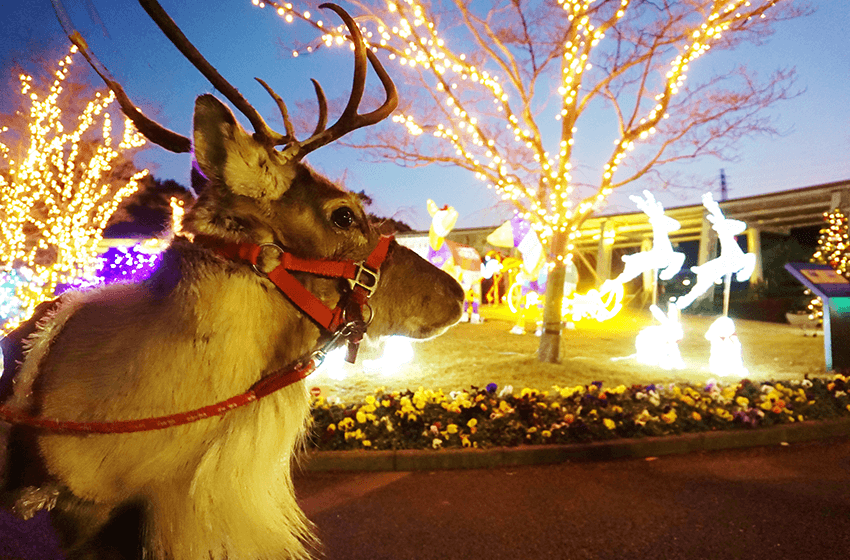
[256,0,805,362]
[807,209,850,323]
[0,45,148,332]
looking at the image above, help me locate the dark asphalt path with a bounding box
[2,438,848,559]
[296,437,850,560]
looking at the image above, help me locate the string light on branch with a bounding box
[0,46,147,333]
[252,0,785,248]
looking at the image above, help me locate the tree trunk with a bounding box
[537,230,568,363]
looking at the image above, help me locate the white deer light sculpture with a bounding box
[675,193,756,310]
[610,191,686,285]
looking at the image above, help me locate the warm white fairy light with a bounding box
[253,0,782,249]
[0,45,148,333]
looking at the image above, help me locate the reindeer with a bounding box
[426,200,484,323]
[0,2,464,559]
[674,193,756,310]
[609,190,685,286]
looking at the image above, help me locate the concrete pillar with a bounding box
[692,209,718,309]
[830,188,850,215]
[595,220,615,286]
[640,237,656,305]
[746,227,764,286]
[697,210,718,266]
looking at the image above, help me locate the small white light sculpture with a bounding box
[634,304,685,370]
[363,336,414,375]
[705,316,748,377]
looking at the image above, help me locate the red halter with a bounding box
[194,233,394,362]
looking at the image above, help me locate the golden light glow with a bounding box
[0,46,148,332]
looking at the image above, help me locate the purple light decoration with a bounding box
[56,243,164,294]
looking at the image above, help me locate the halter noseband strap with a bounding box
[194,234,394,363]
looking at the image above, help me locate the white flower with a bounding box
[498,385,514,398]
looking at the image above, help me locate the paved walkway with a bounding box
[296,436,850,560]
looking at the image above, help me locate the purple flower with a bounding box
[486,383,497,393]
[591,381,603,389]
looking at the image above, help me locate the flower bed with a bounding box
[308,374,850,451]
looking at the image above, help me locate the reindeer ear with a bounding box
[192,94,294,199]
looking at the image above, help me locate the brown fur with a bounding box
[1,94,464,559]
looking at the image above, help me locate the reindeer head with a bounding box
[631,190,680,234]
[702,192,746,237]
[67,0,464,340]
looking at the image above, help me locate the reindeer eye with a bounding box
[331,207,356,229]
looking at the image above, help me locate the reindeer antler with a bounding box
[277,3,398,164]
[702,193,726,223]
[51,0,396,157]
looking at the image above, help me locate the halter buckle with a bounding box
[348,262,380,297]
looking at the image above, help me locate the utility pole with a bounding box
[720,169,728,201]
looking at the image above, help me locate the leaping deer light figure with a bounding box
[674,193,756,310]
[426,199,484,323]
[610,190,685,285]
[0,3,464,559]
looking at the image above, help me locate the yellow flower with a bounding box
[542,430,552,438]
[447,423,459,434]
[327,423,336,432]
[603,418,616,430]
[338,417,355,431]
[467,418,478,428]
[356,410,367,424]
[382,399,391,408]
[660,410,677,424]
[527,426,538,433]
[691,411,702,421]
[362,440,372,447]
[365,395,376,405]
[735,396,749,407]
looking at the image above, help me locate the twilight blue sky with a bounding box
[0,0,848,231]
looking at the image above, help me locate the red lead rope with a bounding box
[0,360,317,434]
[0,235,394,434]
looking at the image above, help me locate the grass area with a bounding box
[310,304,827,401]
